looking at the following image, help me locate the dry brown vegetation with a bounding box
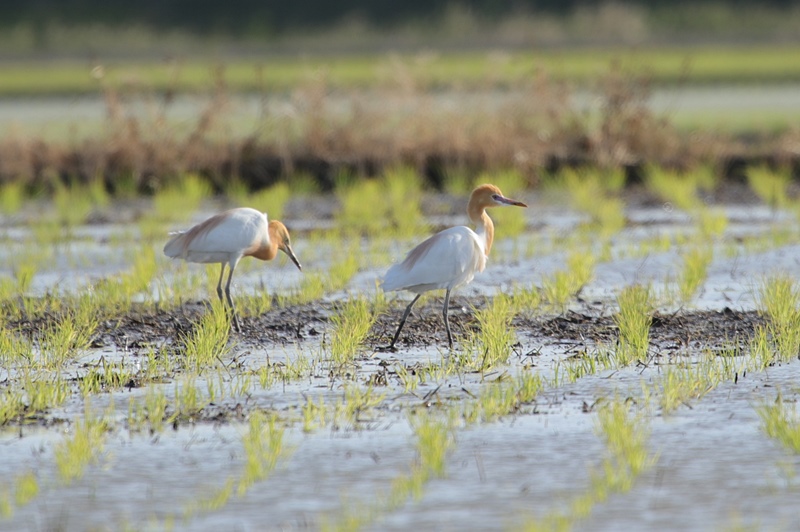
[2,63,799,195]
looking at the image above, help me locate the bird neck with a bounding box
[248,225,279,261]
[469,207,494,256]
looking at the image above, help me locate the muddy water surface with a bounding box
[2,191,800,531]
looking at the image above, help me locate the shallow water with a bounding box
[2,192,800,531]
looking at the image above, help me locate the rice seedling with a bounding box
[522,397,653,531]
[464,294,517,372]
[0,327,32,367]
[340,384,387,428]
[560,168,626,236]
[756,275,800,362]
[173,374,204,421]
[657,359,717,413]
[152,172,211,224]
[0,182,25,216]
[145,385,169,434]
[614,284,653,366]
[53,182,95,229]
[697,208,728,239]
[184,411,286,515]
[0,489,10,518]
[228,182,290,221]
[747,165,790,213]
[14,471,38,507]
[336,179,389,236]
[757,396,800,454]
[279,250,360,306]
[506,282,542,316]
[462,371,545,424]
[181,298,231,373]
[302,395,328,433]
[38,307,99,370]
[328,296,379,366]
[645,165,701,212]
[677,246,713,302]
[383,166,425,238]
[323,412,455,532]
[237,411,286,495]
[54,406,109,483]
[540,251,595,312]
[554,349,615,385]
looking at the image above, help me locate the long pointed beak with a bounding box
[496,195,528,208]
[285,246,302,271]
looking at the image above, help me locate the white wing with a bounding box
[163,208,268,264]
[382,226,486,293]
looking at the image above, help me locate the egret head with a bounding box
[269,220,302,271]
[470,184,528,210]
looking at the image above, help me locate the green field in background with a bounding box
[2,45,800,96]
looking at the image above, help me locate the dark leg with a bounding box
[216,263,226,302]
[443,288,453,349]
[381,294,421,350]
[224,263,242,333]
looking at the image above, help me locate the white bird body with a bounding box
[164,208,270,268]
[164,207,301,332]
[383,225,486,293]
[381,184,527,350]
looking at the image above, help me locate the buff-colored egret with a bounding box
[381,184,527,350]
[164,207,302,332]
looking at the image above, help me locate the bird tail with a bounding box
[163,231,187,258]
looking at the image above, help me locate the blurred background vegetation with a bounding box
[1,0,800,57]
[1,1,800,194]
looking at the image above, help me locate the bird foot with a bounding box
[376,344,398,353]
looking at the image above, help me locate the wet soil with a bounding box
[12,296,765,361]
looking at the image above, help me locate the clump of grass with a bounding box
[462,371,544,424]
[152,172,211,224]
[336,178,388,236]
[185,410,286,517]
[54,408,108,483]
[697,208,728,239]
[302,396,328,433]
[522,397,654,531]
[14,471,38,507]
[340,384,386,428]
[229,181,290,221]
[747,165,790,212]
[173,374,203,421]
[53,182,95,229]
[614,284,653,365]
[677,246,712,302]
[181,299,231,372]
[238,411,286,495]
[383,166,425,238]
[755,275,800,362]
[39,305,100,369]
[658,357,717,413]
[553,349,615,385]
[540,251,596,312]
[560,168,626,236]
[646,165,701,212]
[279,250,360,306]
[757,396,800,453]
[324,412,455,531]
[465,294,517,372]
[328,296,379,366]
[0,182,25,216]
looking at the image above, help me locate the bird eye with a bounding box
[491,194,500,201]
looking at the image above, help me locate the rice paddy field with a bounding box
[3,47,800,531]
